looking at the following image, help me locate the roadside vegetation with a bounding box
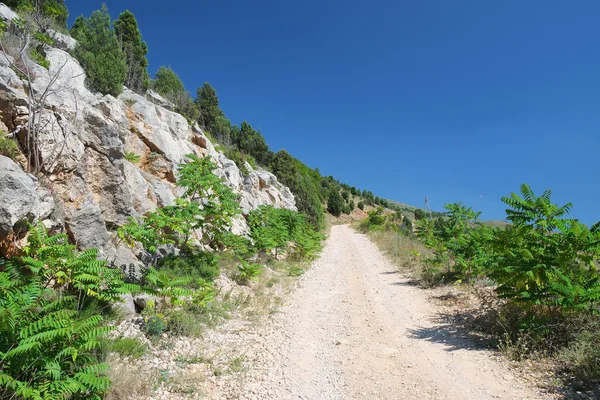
[0,152,324,398]
[359,184,600,393]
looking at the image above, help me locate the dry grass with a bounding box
[366,229,431,278]
[105,356,154,400]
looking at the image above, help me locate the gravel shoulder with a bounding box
[238,224,549,400]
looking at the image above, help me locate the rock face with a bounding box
[0,156,55,236]
[0,16,296,268]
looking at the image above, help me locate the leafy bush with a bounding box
[247,206,292,257]
[360,207,386,232]
[152,66,185,99]
[414,209,426,220]
[119,154,241,254]
[143,315,166,338]
[158,252,220,282]
[143,268,193,312]
[234,261,263,285]
[247,206,323,261]
[559,330,600,380]
[71,5,127,97]
[358,201,365,210]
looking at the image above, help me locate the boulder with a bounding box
[48,29,76,51]
[0,156,55,235]
[0,4,17,23]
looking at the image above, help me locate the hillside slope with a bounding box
[0,35,295,269]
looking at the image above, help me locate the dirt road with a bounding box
[240,225,546,400]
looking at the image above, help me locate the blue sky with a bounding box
[65,0,600,224]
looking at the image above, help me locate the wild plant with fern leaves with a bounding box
[0,224,137,399]
[490,184,600,312]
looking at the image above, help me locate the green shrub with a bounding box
[360,207,386,232]
[29,48,49,69]
[288,265,304,277]
[119,154,242,253]
[159,252,220,282]
[234,261,263,285]
[71,5,127,96]
[358,201,365,210]
[143,315,166,338]
[0,130,20,159]
[163,309,205,338]
[152,66,184,98]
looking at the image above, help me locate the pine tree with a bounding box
[327,190,344,217]
[196,82,224,132]
[114,10,150,93]
[70,5,127,96]
[152,66,185,98]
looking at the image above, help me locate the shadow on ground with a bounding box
[407,310,493,352]
[406,303,599,400]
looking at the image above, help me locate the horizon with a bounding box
[65,0,600,225]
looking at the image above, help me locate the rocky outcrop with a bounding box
[0,12,296,270]
[0,156,55,236]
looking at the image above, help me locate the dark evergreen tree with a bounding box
[271,150,297,186]
[114,10,150,93]
[196,82,224,132]
[152,66,185,98]
[327,190,344,217]
[70,5,127,97]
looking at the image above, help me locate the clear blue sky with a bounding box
[65,0,600,225]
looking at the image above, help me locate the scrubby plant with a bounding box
[124,151,140,163]
[360,207,386,232]
[234,261,263,285]
[158,252,220,282]
[102,337,148,360]
[247,206,291,257]
[142,314,166,338]
[119,154,242,254]
[143,268,194,312]
[358,201,365,210]
[152,66,184,98]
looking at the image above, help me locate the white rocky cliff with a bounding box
[0,5,296,271]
